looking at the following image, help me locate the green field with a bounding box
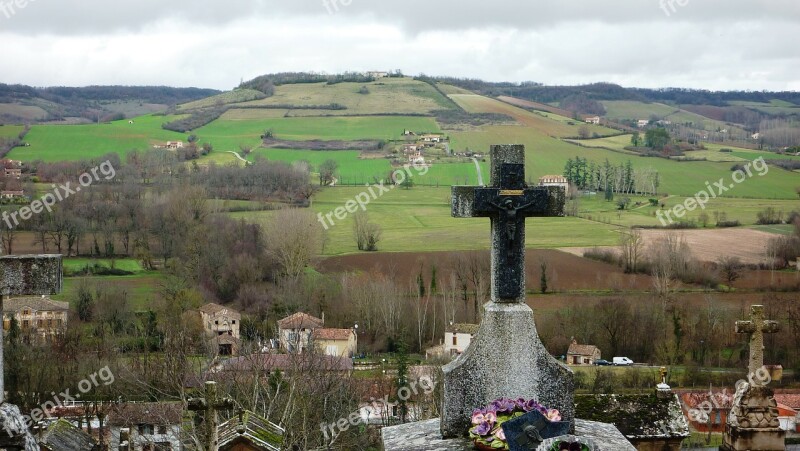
[443,97,799,200]
[729,100,800,116]
[63,258,146,274]
[196,116,440,152]
[53,273,165,310]
[178,88,266,110]
[9,114,188,161]
[600,100,742,133]
[0,124,24,138]
[232,186,624,255]
[239,78,452,115]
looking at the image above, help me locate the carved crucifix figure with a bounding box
[188,381,234,451]
[452,145,565,302]
[0,255,63,403]
[736,304,779,385]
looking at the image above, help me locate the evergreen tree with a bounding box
[396,340,410,423]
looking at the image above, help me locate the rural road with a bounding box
[471,157,484,185]
[227,151,249,164]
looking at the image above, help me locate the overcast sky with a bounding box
[1,0,799,91]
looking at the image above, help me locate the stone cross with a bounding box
[736,305,779,384]
[441,145,572,439]
[188,381,234,451]
[451,145,565,302]
[0,255,63,403]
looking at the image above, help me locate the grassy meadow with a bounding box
[8,114,188,161]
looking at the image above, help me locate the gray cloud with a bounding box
[0,0,798,90]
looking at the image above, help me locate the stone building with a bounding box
[3,295,68,341]
[567,338,602,366]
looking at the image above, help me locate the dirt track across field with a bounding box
[560,228,778,265]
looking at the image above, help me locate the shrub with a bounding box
[716,220,741,228]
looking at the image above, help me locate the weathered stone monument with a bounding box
[382,145,635,450]
[443,144,572,437]
[722,305,785,451]
[0,254,63,450]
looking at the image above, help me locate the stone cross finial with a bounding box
[451,145,565,302]
[735,305,779,383]
[188,381,234,451]
[0,255,63,403]
[659,367,668,385]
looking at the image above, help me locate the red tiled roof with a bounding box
[567,342,600,357]
[198,303,241,318]
[774,394,800,409]
[218,353,352,373]
[312,328,352,341]
[680,391,734,410]
[107,402,183,426]
[277,312,323,329]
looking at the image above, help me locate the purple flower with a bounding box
[491,397,517,413]
[493,426,506,441]
[472,421,492,436]
[471,411,485,425]
[522,399,541,412]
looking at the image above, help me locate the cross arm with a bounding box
[762,320,779,334]
[735,321,756,334]
[451,186,566,218]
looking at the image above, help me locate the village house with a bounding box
[538,174,569,192]
[218,410,284,451]
[108,402,183,451]
[584,116,601,125]
[197,303,241,338]
[195,303,241,356]
[312,327,357,357]
[637,119,650,128]
[678,390,798,434]
[402,129,417,137]
[163,141,184,150]
[4,168,22,179]
[3,296,69,341]
[277,312,324,354]
[0,190,25,199]
[367,71,389,79]
[774,393,800,434]
[419,134,442,143]
[445,323,479,357]
[566,338,601,366]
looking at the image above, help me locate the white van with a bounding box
[613,357,634,366]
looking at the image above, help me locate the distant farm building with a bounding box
[445,323,479,357]
[4,168,22,179]
[3,296,69,341]
[584,116,601,125]
[538,175,569,191]
[637,119,650,128]
[1,190,25,199]
[566,338,601,366]
[367,71,389,79]
[163,141,184,149]
[312,327,357,357]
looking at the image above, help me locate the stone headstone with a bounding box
[441,145,573,438]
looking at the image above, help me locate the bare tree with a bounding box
[353,211,382,251]
[619,229,644,273]
[266,208,323,281]
[717,256,743,290]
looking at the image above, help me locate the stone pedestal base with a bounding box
[382,418,635,451]
[440,302,574,438]
[721,425,784,451]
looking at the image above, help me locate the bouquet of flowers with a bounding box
[469,398,561,450]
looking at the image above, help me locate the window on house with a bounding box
[22,320,29,329]
[22,310,30,316]
[452,336,457,346]
[215,320,219,325]
[157,425,167,435]
[232,320,236,324]
[138,424,154,435]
